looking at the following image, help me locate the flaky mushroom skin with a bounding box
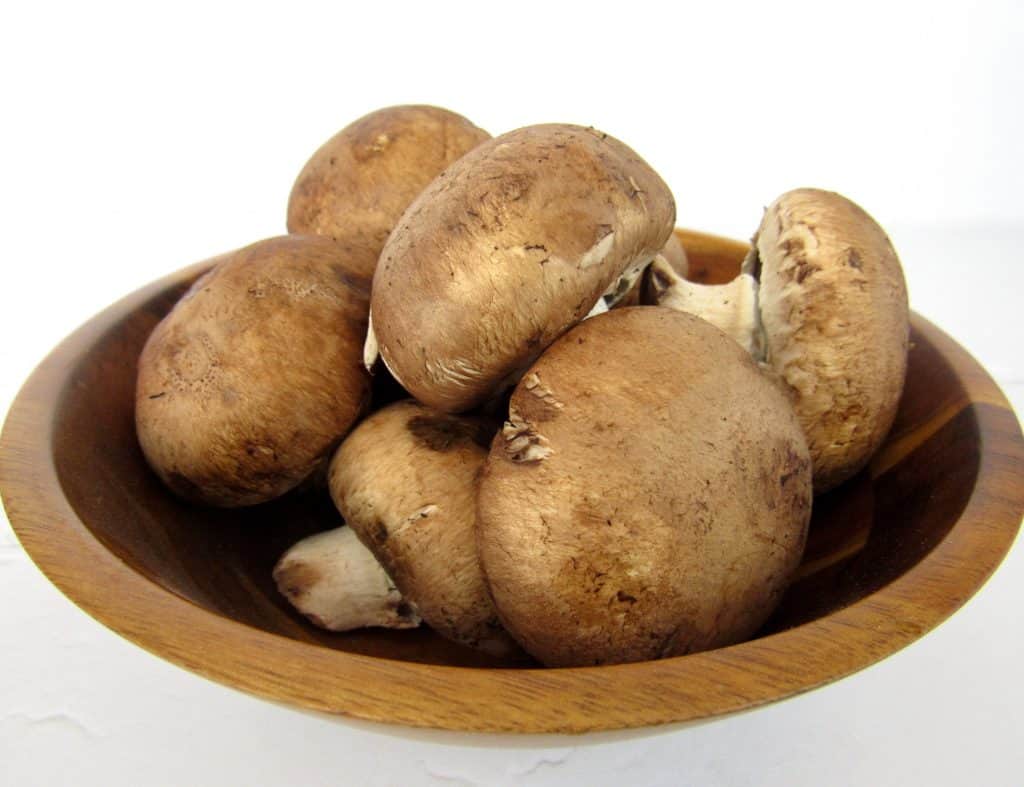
[136,236,371,507]
[477,308,812,667]
[287,105,490,281]
[274,526,420,631]
[371,124,676,412]
[755,189,909,491]
[328,401,516,655]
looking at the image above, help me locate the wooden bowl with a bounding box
[2,229,1022,734]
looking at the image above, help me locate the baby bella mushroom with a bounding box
[136,235,370,507]
[646,188,909,491]
[367,123,676,412]
[477,307,812,667]
[274,526,420,631]
[287,105,490,281]
[328,400,517,655]
[660,232,689,276]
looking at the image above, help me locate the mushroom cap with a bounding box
[371,123,676,413]
[660,232,689,275]
[328,400,517,655]
[287,105,490,281]
[754,188,909,491]
[274,526,421,631]
[136,235,371,507]
[477,307,812,667]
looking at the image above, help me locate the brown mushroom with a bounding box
[274,526,420,631]
[328,400,517,656]
[366,123,676,413]
[136,235,370,507]
[477,307,812,667]
[645,189,909,491]
[660,232,689,275]
[287,105,490,281]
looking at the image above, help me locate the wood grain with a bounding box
[1,229,1022,733]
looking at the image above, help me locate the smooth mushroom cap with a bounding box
[477,307,812,667]
[274,526,421,631]
[754,188,909,491]
[370,123,676,413]
[136,235,371,507]
[661,232,689,275]
[328,400,517,656]
[287,105,490,281]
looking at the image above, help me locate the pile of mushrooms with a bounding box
[135,104,909,667]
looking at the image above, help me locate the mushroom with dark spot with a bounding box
[328,400,519,656]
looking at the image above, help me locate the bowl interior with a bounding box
[50,230,981,669]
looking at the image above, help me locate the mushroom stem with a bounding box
[362,311,379,372]
[646,257,765,360]
[273,526,420,631]
[584,295,609,319]
[601,253,657,309]
[363,310,414,393]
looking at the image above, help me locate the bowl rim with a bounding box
[2,228,1022,735]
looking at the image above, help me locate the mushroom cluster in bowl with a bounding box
[133,104,911,668]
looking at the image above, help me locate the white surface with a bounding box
[1,3,1022,785]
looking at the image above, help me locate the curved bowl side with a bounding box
[1,231,1022,734]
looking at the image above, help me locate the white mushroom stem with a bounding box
[273,526,420,631]
[363,310,414,392]
[646,256,765,359]
[601,253,656,308]
[362,311,380,372]
[584,295,609,319]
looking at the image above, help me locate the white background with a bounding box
[1,2,1022,785]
